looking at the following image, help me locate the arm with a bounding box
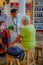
[9,34,22,47]
[12,34,22,44]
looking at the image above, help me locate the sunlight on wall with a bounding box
[0,0,5,6]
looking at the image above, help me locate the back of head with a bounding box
[23,15,30,22]
[22,15,30,25]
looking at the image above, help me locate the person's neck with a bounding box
[23,23,29,26]
[13,16,17,18]
[12,16,16,18]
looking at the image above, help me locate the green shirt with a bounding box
[20,24,36,50]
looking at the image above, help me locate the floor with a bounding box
[0,57,43,65]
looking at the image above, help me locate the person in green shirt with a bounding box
[9,16,36,50]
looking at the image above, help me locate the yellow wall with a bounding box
[0,0,5,6]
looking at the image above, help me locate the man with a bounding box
[10,15,36,50]
[0,10,7,31]
[0,10,10,54]
[0,10,7,26]
[10,8,22,43]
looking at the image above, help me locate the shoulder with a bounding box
[17,13,22,18]
[28,24,35,29]
[21,26,28,31]
[28,24,36,33]
[28,24,34,27]
[2,13,7,17]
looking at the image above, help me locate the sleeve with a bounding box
[20,27,26,37]
[5,15,14,28]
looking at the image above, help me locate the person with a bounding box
[10,8,22,43]
[0,10,7,26]
[0,10,10,54]
[0,10,7,31]
[9,15,36,50]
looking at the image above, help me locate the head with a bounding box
[22,16,30,26]
[11,9,18,18]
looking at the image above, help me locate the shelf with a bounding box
[34,5,43,7]
[36,30,43,32]
[34,11,43,12]
[34,26,43,30]
[34,23,43,24]
[35,29,43,30]
[34,17,43,18]
[33,0,43,32]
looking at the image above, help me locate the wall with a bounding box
[0,0,5,6]
[10,0,31,2]
[10,0,18,2]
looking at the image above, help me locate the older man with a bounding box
[10,15,36,50]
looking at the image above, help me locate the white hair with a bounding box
[22,15,30,23]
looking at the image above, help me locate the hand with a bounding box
[18,40,21,43]
[9,42,14,48]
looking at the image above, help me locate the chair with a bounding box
[35,45,43,60]
[6,50,36,65]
